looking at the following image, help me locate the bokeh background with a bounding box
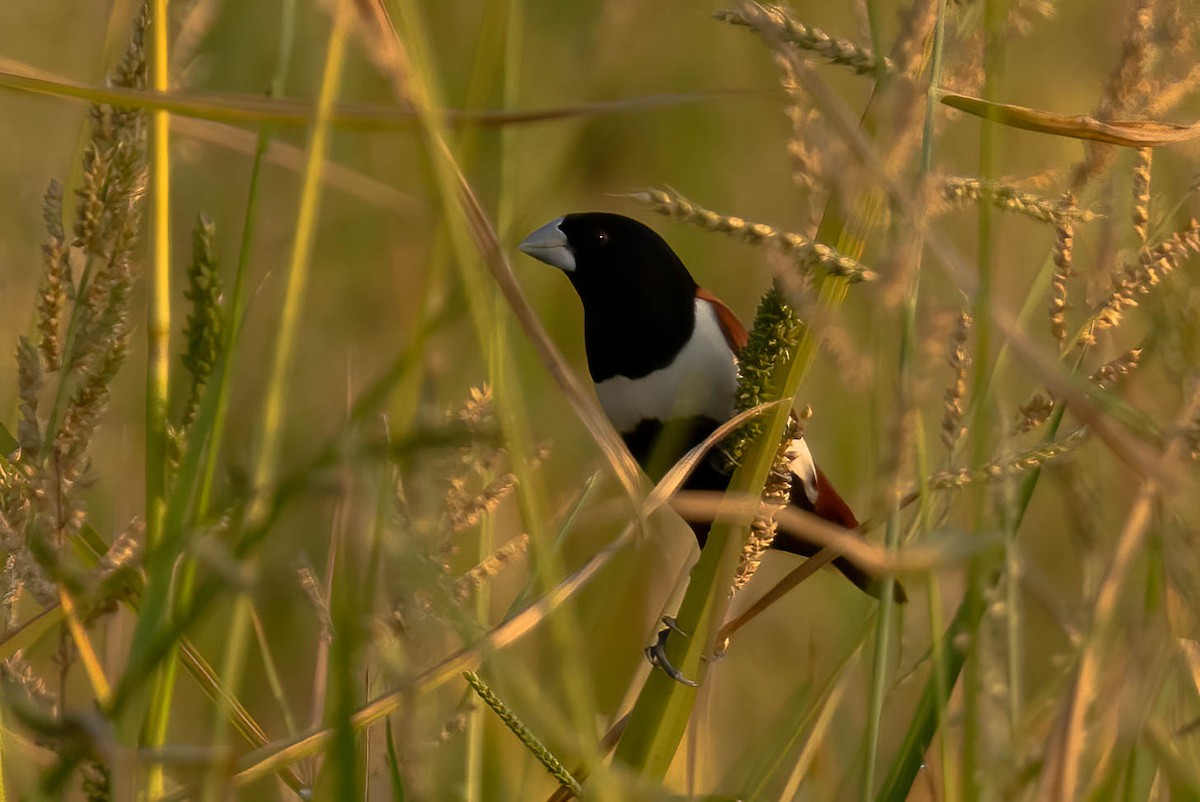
[2,0,1200,799]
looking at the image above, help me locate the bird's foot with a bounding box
[644,617,698,687]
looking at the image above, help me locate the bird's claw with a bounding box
[644,618,698,687]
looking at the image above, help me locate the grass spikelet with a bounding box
[455,533,530,600]
[56,331,131,482]
[1,655,57,715]
[457,383,493,429]
[16,337,44,454]
[1092,219,1200,334]
[715,3,892,76]
[1132,147,1152,245]
[1091,348,1142,390]
[462,671,582,795]
[37,180,70,372]
[722,286,804,468]
[732,411,806,595]
[936,176,1097,226]
[1050,192,1076,345]
[180,213,224,429]
[628,188,875,282]
[446,473,517,534]
[1015,392,1055,434]
[941,311,971,451]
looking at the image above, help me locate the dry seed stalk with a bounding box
[1071,0,1154,187]
[1089,219,1200,338]
[733,411,808,595]
[1091,349,1142,391]
[941,312,972,451]
[715,3,893,76]
[775,51,830,205]
[1050,193,1076,346]
[445,473,517,534]
[629,187,875,282]
[455,534,530,600]
[1132,148,1152,246]
[936,176,1098,226]
[927,428,1088,490]
[297,560,333,645]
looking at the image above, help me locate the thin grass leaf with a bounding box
[0,57,746,131]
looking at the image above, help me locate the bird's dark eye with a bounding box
[594,229,609,245]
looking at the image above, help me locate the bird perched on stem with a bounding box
[519,213,901,677]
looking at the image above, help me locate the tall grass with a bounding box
[2,0,1200,800]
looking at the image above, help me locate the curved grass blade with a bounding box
[942,93,1200,147]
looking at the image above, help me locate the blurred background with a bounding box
[2,0,1200,799]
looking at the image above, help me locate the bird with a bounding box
[517,212,901,629]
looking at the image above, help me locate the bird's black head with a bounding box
[519,213,700,381]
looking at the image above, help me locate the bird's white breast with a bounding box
[594,299,738,432]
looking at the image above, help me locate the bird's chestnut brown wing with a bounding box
[695,288,749,355]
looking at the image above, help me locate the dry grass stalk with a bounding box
[776,53,833,212]
[936,176,1097,226]
[1041,375,1200,800]
[1089,218,1200,338]
[941,311,972,451]
[1091,349,1142,390]
[629,187,875,282]
[455,534,530,600]
[715,3,892,76]
[1050,192,1077,346]
[297,560,334,645]
[732,411,808,595]
[927,428,1088,490]
[1071,0,1154,187]
[1132,147,1152,246]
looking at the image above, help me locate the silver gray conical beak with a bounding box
[518,217,576,272]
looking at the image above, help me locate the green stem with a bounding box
[141,0,171,795]
[142,0,297,788]
[961,3,1008,797]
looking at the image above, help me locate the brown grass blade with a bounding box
[942,92,1200,146]
[669,491,995,577]
[0,56,743,130]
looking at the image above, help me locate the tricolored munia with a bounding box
[519,212,902,682]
